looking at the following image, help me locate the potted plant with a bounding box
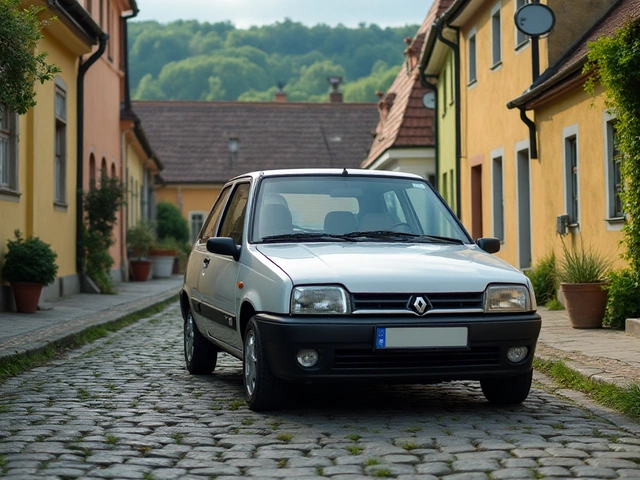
[127,220,155,281]
[2,230,58,313]
[148,237,179,278]
[558,237,611,328]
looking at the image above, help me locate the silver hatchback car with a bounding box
[181,169,541,411]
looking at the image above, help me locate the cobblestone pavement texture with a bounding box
[1,303,639,479]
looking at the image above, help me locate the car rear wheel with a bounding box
[480,370,533,405]
[184,308,218,374]
[243,317,285,411]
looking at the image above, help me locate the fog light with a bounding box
[507,346,529,363]
[296,349,319,368]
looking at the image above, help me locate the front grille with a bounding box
[333,346,501,371]
[352,292,484,312]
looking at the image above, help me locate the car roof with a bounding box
[227,168,426,183]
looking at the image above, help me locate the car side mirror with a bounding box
[206,237,241,261]
[476,237,500,254]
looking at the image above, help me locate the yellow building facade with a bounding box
[0,4,100,310]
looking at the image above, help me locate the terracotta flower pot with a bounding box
[130,260,152,282]
[560,282,608,329]
[11,281,44,313]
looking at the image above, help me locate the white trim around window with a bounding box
[54,76,68,209]
[603,110,624,231]
[491,147,505,242]
[514,0,530,51]
[467,27,478,87]
[562,124,579,227]
[0,104,19,201]
[491,2,502,69]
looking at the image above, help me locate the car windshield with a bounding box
[251,174,470,244]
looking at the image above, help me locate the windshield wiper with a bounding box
[260,233,358,243]
[343,231,465,244]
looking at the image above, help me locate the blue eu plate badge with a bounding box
[376,327,386,348]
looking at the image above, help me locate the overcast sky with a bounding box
[134,0,433,28]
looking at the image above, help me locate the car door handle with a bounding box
[203,258,210,268]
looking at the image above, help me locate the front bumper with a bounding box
[255,313,541,383]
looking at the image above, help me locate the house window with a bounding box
[607,120,623,219]
[563,127,579,225]
[190,212,206,244]
[0,105,18,193]
[491,3,502,67]
[492,154,504,241]
[468,30,477,84]
[515,0,530,48]
[54,85,67,205]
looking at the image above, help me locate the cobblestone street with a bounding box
[1,302,639,479]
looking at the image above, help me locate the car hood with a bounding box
[255,243,526,293]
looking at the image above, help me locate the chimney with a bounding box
[274,82,287,102]
[328,76,343,104]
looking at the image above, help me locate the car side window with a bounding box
[199,185,232,242]
[219,183,250,245]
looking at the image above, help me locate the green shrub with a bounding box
[2,230,58,285]
[604,269,640,328]
[156,202,189,243]
[545,299,565,311]
[525,252,558,305]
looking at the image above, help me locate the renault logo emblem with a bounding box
[409,295,431,315]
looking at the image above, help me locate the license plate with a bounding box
[375,327,468,349]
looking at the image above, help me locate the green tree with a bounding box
[0,0,61,114]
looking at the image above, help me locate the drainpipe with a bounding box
[519,107,538,159]
[76,34,108,279]
[418,73,439,193]
[436,22,462,218]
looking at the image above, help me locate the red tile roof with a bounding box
[508,0,640,109]
[362,0,454,168]
[133,100,379,184]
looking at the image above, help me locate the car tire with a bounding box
[480,370,533,405]
[243,317,285,411]
[184,308,218,374]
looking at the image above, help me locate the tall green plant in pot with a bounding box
[83,175,125,293]
[127,220,155,281]
[558,236,611,328]
[2,230,58,313]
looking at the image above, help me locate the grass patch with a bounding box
[229,400,244,411]
[346,445,363,455]
[346,434,361,442]
[0,405,10,413]
[545,299,565,310]
[364,458,381,466]
[241,417,254,426]
[535,358,640,419]
[277,459,288,468]
[371,468,391,477]
[277,433,292,443]
[171,433,184,444]
[0,296,178,386]
[401,426,422,433]
[105,434,118,445]
[401,442,420,451]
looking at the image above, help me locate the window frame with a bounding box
[562,125,580,227]
[199,185,233,243]
[0,104,19,199]
[467,27,478,86]
[604,112,624,227]
[514,0,531,50]
[491,148,505,242]
[491,2,502,68]
[54,78,68,208]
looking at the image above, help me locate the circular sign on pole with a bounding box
[422,91,435,109]
[514,3,556,37]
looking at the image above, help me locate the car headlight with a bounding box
[485,285,532,312]
[291,286,350,315]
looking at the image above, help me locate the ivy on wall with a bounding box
[584,20,640,327]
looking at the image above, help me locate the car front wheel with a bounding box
[243,317,285,411]
[184,308,218,374]
[480,370,533,405]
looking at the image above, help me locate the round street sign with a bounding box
[514,3,556,37]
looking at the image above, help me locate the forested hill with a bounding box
[128,19,419,103]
